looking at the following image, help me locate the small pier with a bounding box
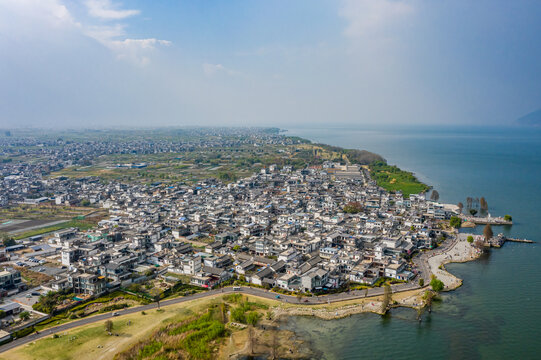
[488,234,534,247]
[460,215,512,226]
[506,238,534,244]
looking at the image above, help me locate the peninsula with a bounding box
[0,127,520,359]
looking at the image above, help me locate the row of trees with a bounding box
[457,197,489,215]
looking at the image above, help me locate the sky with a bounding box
[1,0,540,129]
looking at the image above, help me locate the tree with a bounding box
[0,310,5,319]
[19,311,30,321]
[480,197,488,211]
[430,190,440,202]
[457,202,464,214]
[128,283,142,293]
[343,201,363,214]
[430,276,444,292]
[423,290,435,313]
[504,214,512,222]
[469,209,478,216]
[466,197,473,209]
[419,278,424,287]
[246,311,260,325]
[483,224,493,241]
[2,236,16,248]
[381,284,392,312]
[105,320,113,333]
[467,236,474,243]
[154,294,161,310]
[449,216,462,229]
[144,268,156,277]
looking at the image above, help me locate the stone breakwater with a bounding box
[272,288,426,320]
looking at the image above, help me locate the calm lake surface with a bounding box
[284,126,541,360]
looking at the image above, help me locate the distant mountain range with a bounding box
[517,109,541,126]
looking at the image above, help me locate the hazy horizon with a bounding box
[1,0,541,128]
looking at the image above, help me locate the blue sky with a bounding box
[1,0,540,128]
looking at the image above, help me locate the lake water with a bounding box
[284,126,541,360]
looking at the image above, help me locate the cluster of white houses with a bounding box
[2,161,455,298]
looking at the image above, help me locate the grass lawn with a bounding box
[0,205,95,221]
[369,161,430,197]
[1,310,170,360]
[1,294,280,360]
[12,220,97,240]
[0,295,225,360]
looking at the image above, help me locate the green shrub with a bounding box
[245,311,261,325]
[450,216,462,228]
[100,303,129,313]
[223,293,243,303]
[138,340,163,358]
[430,276,444,292]
[13,326,34,338]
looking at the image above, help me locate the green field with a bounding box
[0,294,278,360]
[369,161,430,197]
[0,205,95,221]
[11,220,97,240]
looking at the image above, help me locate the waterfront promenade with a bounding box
[460,215,512,225]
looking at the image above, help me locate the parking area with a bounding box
[7,287,45,307]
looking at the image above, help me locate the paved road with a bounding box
[413,234,458,283]
[0,281,422,354]
[0,237,460,354]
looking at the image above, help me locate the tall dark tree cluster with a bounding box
[480,197,488,211]
[483,224,493,240]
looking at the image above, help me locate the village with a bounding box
[0,129,464,343]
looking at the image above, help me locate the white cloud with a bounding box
[0,0,79,30]
[108,38,171,65]
[203,63,225,77]
[340,0,414,38]
[202,63,240,77]
[85,23,126,41]
[86,24,171,65]
[0,0,171,66]
[85,0,140,20]
[82,1,170,65]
